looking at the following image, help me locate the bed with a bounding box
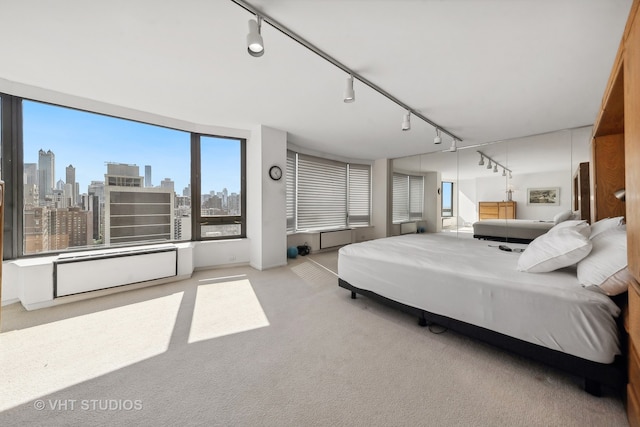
[473,219,554,243]
[337,230,627,395]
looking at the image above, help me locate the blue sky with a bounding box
[22,101,241,195]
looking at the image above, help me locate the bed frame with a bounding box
[338,278,627,396]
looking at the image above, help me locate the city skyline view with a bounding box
[22,100,241,195]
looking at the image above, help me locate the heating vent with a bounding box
[54,245,178,298]
[320,229,352,249]
[400,222,417,234]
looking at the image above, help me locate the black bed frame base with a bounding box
[473,234,535,244]
[339,278,626,396]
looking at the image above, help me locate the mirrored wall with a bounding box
[391,127,592,238]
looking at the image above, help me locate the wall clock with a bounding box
[269,165,282,181]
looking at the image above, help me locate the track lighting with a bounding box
[434,129,442,144]
[402,111,411,131]
[449,139,457,152]
[477,150,513,177]
[246,16,264,57]
[344,75,355,103]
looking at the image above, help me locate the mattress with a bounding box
[338,233,620,363]
[473,219,555,241]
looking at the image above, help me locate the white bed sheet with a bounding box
[338,233,621,363]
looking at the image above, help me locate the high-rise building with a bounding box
[24,206,49,254]
[182,184,191,197]
[103,163,174,245]
[145,165,152,187]
[66,164,77,206]
[160,178,174,192]
[49,208,93,250]
[38,149,55,203]
[24,163,38,186]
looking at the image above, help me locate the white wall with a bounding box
[372,159,392,239]
[0,81,289,309]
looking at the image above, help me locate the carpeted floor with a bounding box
[0,250,628,426]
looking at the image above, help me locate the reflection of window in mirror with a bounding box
[441,181,453,217]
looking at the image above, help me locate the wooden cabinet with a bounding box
[593,0,640,424]
[478,201,516,220]
[591,134,625,222]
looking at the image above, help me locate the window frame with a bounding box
[0,93,247,259]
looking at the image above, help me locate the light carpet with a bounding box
[0,250,628,426]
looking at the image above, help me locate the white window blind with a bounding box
[393,173,409,223]
[409,175,424,220]
[348,164,371,227]
[286,150,296,231]
[297,154,347,231]
[393,173,423,223]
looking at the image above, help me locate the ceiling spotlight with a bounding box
[344,74,355,103]
[487,160,492,170]
[478,155,485,166]
[502,168,506,176]
[434,129,442,144]
[402,111,411,131]
[509,171,513,179]
[449,138,457,152]
[493,164,498,173]
[246,16,264,57]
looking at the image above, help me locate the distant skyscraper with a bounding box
[24,163,37,186]
[145,165,152,187]
[183,184,191,197]
[38,149,55,203]
[66,164,76,206]
[160,178,174,192]
[56,179,65,191]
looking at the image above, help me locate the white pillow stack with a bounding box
[517,220,592,273]
[577,218,628,296]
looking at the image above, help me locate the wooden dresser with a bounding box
[592,0,640,424]
[478,201,516,220]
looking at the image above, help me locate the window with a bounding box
[195,135,245,239]
[393,173,424,223]
[442,181,453,217]
[287,151,370,231]
[2,96,246,257]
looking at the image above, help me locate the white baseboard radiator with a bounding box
[400,222,417,234]
[53,245,178,298]
[320,229,352,249]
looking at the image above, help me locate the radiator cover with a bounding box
[53,246,178,298]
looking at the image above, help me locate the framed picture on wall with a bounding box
[527,187,560,205]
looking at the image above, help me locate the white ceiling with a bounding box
[0,0,632,162]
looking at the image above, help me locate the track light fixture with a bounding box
[449,139,458,152]
[232,0,462,141]
[344,74,355,103]
[402,111,411,131]
[246,16,264,57]
[477,150,512,177]
[434,128,442,144]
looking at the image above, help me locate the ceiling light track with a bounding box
[231,0,462,142]
[477,150,512,177]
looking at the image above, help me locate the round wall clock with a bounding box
[269,165,283,181]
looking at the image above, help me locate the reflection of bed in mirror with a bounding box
[473,219,555,243]
[473,209,577,243]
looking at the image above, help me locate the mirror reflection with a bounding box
[392,127,592,241]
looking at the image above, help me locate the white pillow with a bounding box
[590,216,625,240]
[569,210,581,220]
[548,220,590,238]
[553,210,573,224]
[578,227,628,295]
[517,228,592,273]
